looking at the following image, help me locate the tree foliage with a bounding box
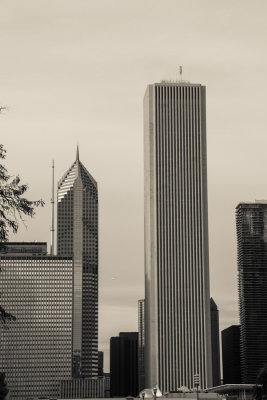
[0,144,44,324]
[254,364,267,400]
[0,144,44,242]
[0,372,9,400]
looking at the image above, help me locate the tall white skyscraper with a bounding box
[144,81,212,391]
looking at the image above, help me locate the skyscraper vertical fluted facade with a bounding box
[58,148,98,378]
[236,202,267,383]
[138,299,145,391]
[144,82,212,391]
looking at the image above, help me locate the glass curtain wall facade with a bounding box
[0,255,73,400]
[144,82,212,391]
[57,148,98,378]
[236,202,267,383]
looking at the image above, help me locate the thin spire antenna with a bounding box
[50,160,55,256]
[179,66,183,82]
[76,144,79,161]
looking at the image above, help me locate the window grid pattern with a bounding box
[236,203,267,383]
[58,157,98,378]
[60,377,105,398]
[144,83,212,392]
[0,256,73,400]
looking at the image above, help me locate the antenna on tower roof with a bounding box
[76,144,79,161]
[179,66,183,82]
[50,160,55,256]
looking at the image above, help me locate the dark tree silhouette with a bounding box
[0,145,44,242]
[254,364,267,400]
[0,144,44,324]
[0,372,9,400]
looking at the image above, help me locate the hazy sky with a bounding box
[1,0,267,371]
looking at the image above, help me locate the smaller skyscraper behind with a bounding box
[110,332,138,397]
[236,201,267,383]
[138,299,145,392]
[222,325,241,384]
[98,351,104,377]
[210,298,221,386]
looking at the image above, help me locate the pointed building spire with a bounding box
[76,144,79,161]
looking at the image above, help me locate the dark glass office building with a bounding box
[236,202,267,383]
[210,298,221,386]
[58,148,98,378]
[222,325,241,384]
[110,332,138,397]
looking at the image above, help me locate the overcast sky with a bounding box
[1,0,267,371]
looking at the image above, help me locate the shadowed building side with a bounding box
[236,201,267,383]
[110,332,138,397]
[138,299,145,392]
[210,298,221,386]
[222,325,241,384]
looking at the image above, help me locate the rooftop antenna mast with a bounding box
[179,66,183,82]
[50,160,55,256]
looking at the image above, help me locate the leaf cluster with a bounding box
[0,144,44,242]
[0,372,9,400]
[0,144,44,325]
[254,364,267,400]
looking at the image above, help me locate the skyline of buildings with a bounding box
[58,148,99,378]
[144,81,212,391]
[1,76,267,398]
[0,151,101,399]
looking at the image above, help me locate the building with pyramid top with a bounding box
[57,147,98,378]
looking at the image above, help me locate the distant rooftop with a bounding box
[0,242,47,256]
[236,200,267,208]
[157,80,203,86]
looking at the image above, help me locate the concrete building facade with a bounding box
[0,243,73,400]
[60,377,105,398]
[144,82,212,391]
